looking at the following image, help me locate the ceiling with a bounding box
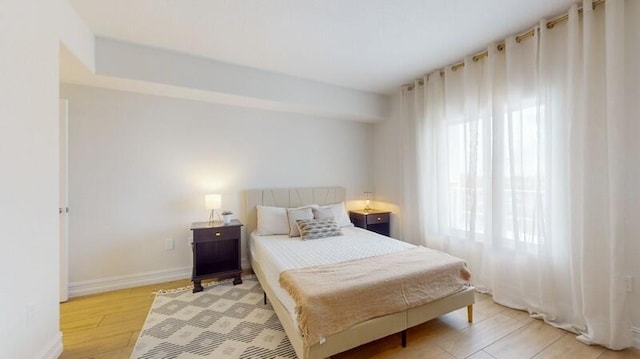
[69,0,578,95]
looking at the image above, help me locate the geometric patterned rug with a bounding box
[130,276,297,358]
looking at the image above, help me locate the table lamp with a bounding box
[364,192,372,212]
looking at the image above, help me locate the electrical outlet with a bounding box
[164,238,175,250]
[624,275,633,293]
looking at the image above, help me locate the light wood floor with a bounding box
[60,279,640,359]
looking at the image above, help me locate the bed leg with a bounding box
[467,304,473,323]
[401,330,407,348]
[264,292,267,305]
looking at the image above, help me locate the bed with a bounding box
[245,187,475,359]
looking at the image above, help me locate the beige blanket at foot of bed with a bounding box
[279,246,471,346]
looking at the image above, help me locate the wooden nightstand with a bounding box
[349,210,391,237]
[190,220,243,293]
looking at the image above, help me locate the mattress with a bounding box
[249,226,414,320]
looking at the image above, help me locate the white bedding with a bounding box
[249,227,414,320]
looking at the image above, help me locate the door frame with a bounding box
[59,99,69,302]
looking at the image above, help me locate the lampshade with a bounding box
[205,194,222,210]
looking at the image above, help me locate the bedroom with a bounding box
[1,0,639,358]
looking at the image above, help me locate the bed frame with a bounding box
[245,187,475,359]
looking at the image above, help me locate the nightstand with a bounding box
[349,210,391,237]
[190,220,243,293]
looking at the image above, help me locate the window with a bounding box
[502,105,545,246]
[446,104,545,247]
[447,117,485,239]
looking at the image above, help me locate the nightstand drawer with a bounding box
[193,226,239,242]
[366,213,389,225]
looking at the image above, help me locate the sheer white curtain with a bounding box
[401,0,631,349]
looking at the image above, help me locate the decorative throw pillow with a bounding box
[287,207,314,237]
[296,217,343,240]
[257,205,289,235]
[317,202,353,228]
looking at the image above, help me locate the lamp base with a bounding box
[364,198,371,212]
[208,209,220,226]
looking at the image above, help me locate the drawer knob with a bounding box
[377,217,382,221]
[215,232,221,237]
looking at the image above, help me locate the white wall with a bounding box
[372,92,403,238]
[624,0,640,345]
[93,38,389,122]
[56,0,95,72]
[61,84,374,292]
[0,1,63,358]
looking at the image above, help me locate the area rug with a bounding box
[131,276,297,359]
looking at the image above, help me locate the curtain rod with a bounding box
[405,0,605,89]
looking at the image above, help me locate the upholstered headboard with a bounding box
[244,187,346,235]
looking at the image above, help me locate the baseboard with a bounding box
[633,326,640,349]
[38,331,63,359]
[69,266,191,297]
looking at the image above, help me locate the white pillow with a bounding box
[287,207,314,237]
[256,206,289,235]
[312,207,335,219]
[318,202,353,228]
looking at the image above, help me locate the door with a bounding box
[59,99,69,302]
